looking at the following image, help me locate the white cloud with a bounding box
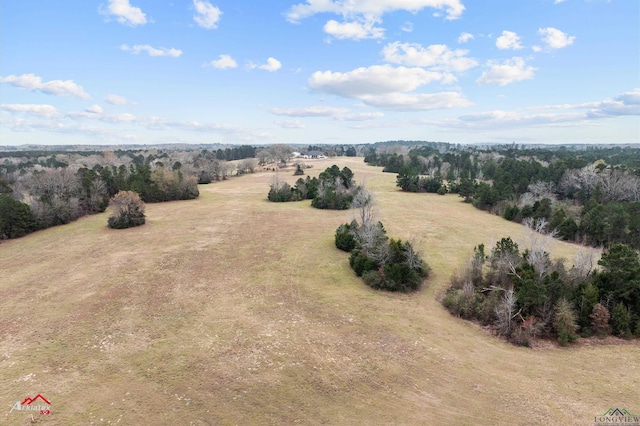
[337,112,385,121]
[85,105,104,114]
[2,106,271,143]
[358,91,472,111]
[424,89,640,131]
[193,0,222,29]
[0,73,90,99]
[67,108,138,123]
[251,57,282,72]
[382,42,478,72]
[276,120,306,129]
[554,0,566,4]
[496,30,523,50]
[105,94,136,105]
[1,104,59,118]
[309,65,445,98]
[271,106,384,121]
[613,88,640,107]
[401,22,414,33]
[323,19,385,40]
[120,44,183,57]
[101,0,147,26]
[271,106,350,117]
[476,57,536,86]
[307,64,470,111]
[457,32,474,43]
[456,110,584,128]
[210,54,237,69]
[537,27,575,50]
[286,0,465,22]
[583,88,640,118]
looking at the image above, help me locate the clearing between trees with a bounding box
[1,157,638,425]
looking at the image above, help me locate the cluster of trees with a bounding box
[396,166,447,194]
[0,194,37,239]
[268,175,319,202]
[368,144,640,249]
[312,165,357,210]
[95,163,199,203]
[268,165,360,210]
[193,151,255,184]
[442,221,640,346]
[1,148,249,239]
[209,145,256,162]
[0,164,198,239]
[107,191,146,229]
[335,190,429,292]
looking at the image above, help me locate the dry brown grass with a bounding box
[1,157,638,425]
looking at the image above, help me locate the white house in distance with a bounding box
[303,150,326,159]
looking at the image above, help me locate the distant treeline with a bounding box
[0,147,267,240]
[365,144,640,249]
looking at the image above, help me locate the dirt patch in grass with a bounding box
[1,157,638,425]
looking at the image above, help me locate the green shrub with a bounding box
[335,221,358,252]
[0,194,38,239]
[362,270,383,289]
[349,251,377,277]
[443,288,477,320]
[553,298,579,346]
[268,182,293,202]
[611,302,632,339]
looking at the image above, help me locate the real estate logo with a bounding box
[595,408,639,426]
[9,394,51,415]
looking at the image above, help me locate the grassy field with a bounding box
[1,157,638,425]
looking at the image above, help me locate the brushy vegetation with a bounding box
[107,191,146,229]
[441,222,640,346]
[334,189,429,292]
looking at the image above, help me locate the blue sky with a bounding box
[1,0,638,146]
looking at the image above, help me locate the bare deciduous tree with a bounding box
[559,165,599,198]
[522,218,558,279]
[351,186,376,228]
[237,158,258,174]
[495,288,518,336]
[520,181,557,207]
[351,186,388,264]
[403,239,425,271]
[570,245,602,284]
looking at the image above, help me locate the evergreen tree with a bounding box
[0,195,38,239]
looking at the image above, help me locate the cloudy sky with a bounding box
[1,0,638,146]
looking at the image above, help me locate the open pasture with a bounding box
[1,157,638,425]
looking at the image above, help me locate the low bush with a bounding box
[107,191,146,229]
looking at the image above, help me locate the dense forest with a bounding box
[365,143,640,249]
